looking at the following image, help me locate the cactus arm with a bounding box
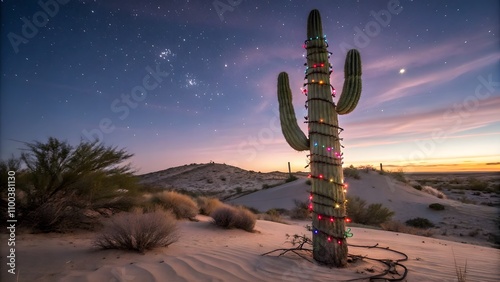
[277,72,309,151]
[336,49,362,115]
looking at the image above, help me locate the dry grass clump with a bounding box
[381,220,434,237]
[290,199,311,220]
[343,165,361,179]
[421,186,447,199]
[94,208,179,252]
[211,204,256,232]
[260,209,287,224]
[150,191,198,219]
[197,196,224,216]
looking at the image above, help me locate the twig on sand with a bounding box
[261,235,409,282]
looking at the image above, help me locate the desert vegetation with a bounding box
[290,199,311,220]
[0,137,140,232]
[197,196,224,216]
[211,205,256,232]
[149,191,198,220]
[405,217,435,229]
[93,207,179,252]
[429,203,445,211]
[343,165,361,179]
[346,196,394,226]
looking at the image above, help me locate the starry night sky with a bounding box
[1,0,499,174]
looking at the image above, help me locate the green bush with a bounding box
[5,137,138,232]
[151,191,198,219]
[93,208,178,252]
[346,196,394,226]
[343,165,361,179]
[428,203,445,211]
[405,217,435,228]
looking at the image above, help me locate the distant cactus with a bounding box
[277,9,362,267]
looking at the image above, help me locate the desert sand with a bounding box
[2,216,499,282]
[1,168,499,281]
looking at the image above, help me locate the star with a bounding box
[399,68,406,74]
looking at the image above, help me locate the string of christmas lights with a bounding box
[304,35,329,47]
[306,50,332,59]
[302,33,353,244]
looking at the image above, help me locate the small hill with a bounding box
[138,163,291,199]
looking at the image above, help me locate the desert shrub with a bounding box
[9,137,139,231]
[358,165,375,173]
[343,165,361,179]
[467,177,489,191]
[290,199,310,220]
[285,175,298,183]
[151,191,198,219]
[412,184,423,190]
[235,207,257,231]
[211,205,235,227]
[347,196,394,226]
[405,217,435,228]
[305,179,312,185]
[19,137,136,209]
[428,203,445,211]
[94,208,178,252]
[196,196,224,216]
[96,195,141,212]
[387,169,407,183]
[262,209,286,223]
[381,221,434,237]
[262,184,270,189]
[421,186,447,199]
[211,205,256,232]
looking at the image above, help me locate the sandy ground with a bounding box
[2,168,498,281]
[1,216,499,282]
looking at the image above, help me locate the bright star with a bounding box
[399,68,406,74]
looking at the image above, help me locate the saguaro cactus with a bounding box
[277,9,362,267]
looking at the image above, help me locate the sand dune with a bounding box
[231,171,499,247]
[3,216,499,281]
[139,163,289,199]
[2,168,498,281]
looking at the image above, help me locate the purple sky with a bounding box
[1,0,499,174]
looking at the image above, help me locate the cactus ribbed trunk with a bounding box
[277,9,362,267]
[307,9,347,267]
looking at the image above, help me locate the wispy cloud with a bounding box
[369,53,500,105]
[363,33,496,76]
[345,96,500,142]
